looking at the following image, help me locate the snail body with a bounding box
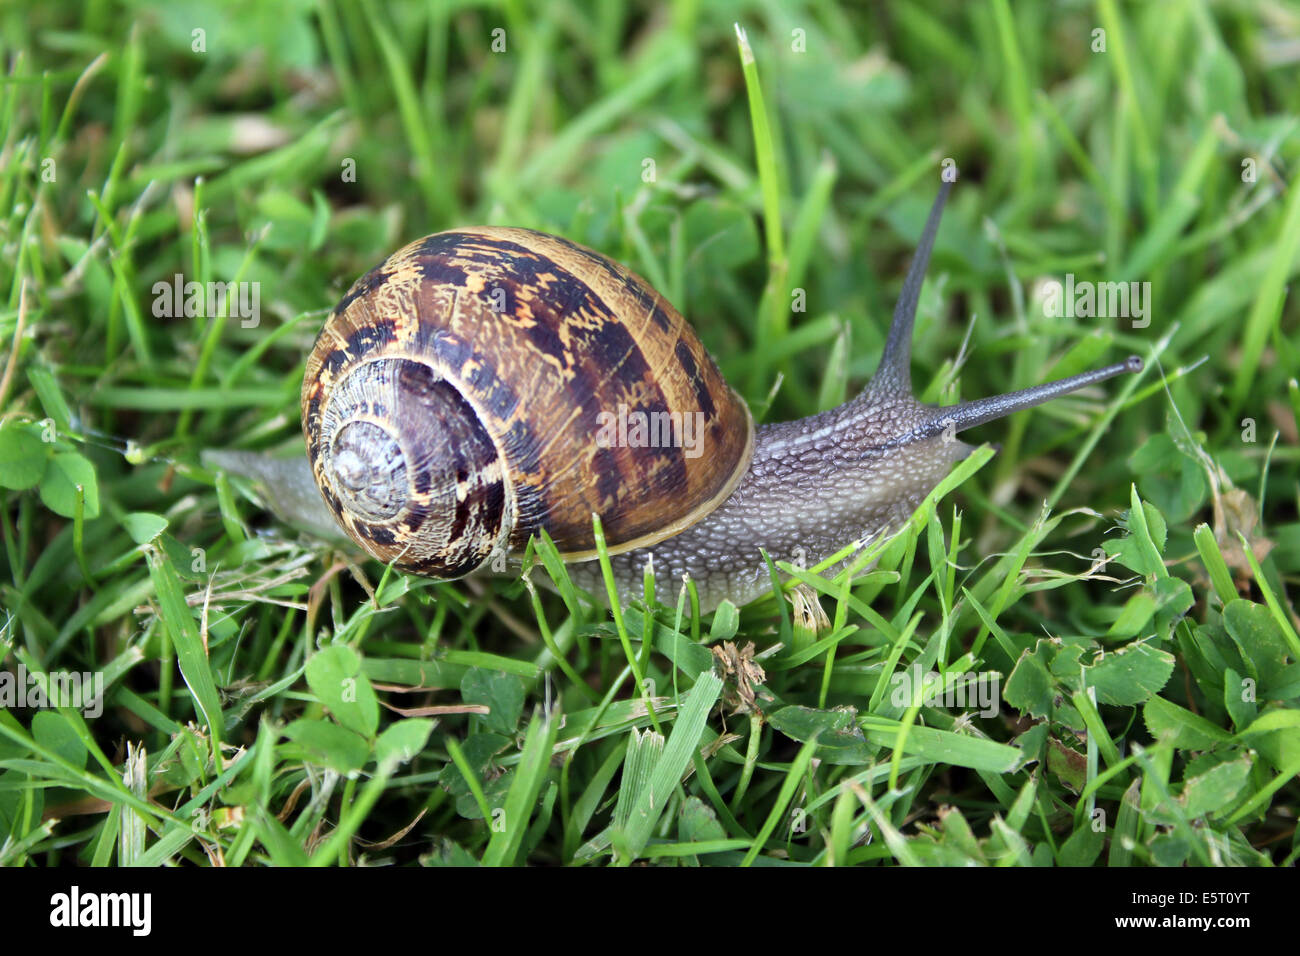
[293,182,1141,611]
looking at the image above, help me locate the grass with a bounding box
[0,0,1298,867]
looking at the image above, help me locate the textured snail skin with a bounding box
[567,395,968,611]
[274,180,1142,613]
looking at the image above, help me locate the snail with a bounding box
[209,181,1142,613]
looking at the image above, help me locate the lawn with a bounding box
[0,0,1297,868]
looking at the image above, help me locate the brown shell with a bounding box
[302,227,754,578]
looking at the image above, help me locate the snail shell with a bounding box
[301,228,754,578]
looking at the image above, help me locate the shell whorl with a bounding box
[312,357,509,576]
